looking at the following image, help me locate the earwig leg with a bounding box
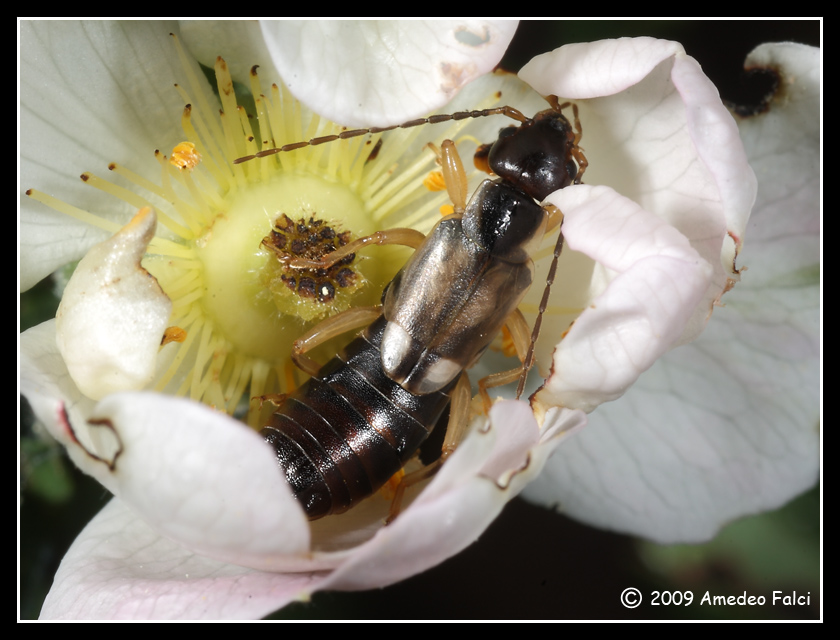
[386,459,443,525]
[266,227,426,271]
[547,95,565,112]
[543,203,564,234]
[479,367,525,413]
[430,140,469,214]
[477,309,532,412]
[386,372,472,524]
[564,104,587,182]
[292,306,382,376]
[572,148,588,183]
[253,392,289,409]
[441,371,473,456]
[568,103,583,146]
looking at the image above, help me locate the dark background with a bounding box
[20,20,821,620]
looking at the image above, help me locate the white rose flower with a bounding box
[20,21,818,619]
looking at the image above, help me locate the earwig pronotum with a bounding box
[247,97,587,520]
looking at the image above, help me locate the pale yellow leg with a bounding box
[426,139,469,215]
[291,306,382,376]
[268,227,426,271]
[386,372,472,524]
[477,309,532,412]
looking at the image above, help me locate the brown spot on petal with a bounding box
[730,67,781,118]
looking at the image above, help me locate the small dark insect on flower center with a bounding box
[262,214,359,304]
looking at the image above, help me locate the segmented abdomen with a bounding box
[261,315,454,520]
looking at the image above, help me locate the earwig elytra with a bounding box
[249,96,587,520]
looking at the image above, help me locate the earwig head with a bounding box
[486,109,579,202]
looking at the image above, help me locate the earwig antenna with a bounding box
[516,219,565,400]
[234,106,531,164]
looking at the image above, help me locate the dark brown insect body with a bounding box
[259,101,586,520]
[262,315,453,519]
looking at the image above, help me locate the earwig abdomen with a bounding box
[261,315,454,520]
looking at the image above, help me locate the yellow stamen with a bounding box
[170,142,202,170]
[161,326,188,346]
[423,170,447,192]
[25,189,121,235]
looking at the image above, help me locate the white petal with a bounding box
[20,20,214,290]
[737,42,820,287]
[55,209,172,400]
[521,37,756,351]
[178,20,281,88]
[523,42,820,543]
[260,20,518,127]
[21,320,100,473]
[178,20,283,92]
[534,186,712,413]
[519,36,685,98]
[40,499,324,620]
[523,291,819,543]
[670,54,756,275]
[84,393,312,568]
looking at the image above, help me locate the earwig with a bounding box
[255,98,587,520]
